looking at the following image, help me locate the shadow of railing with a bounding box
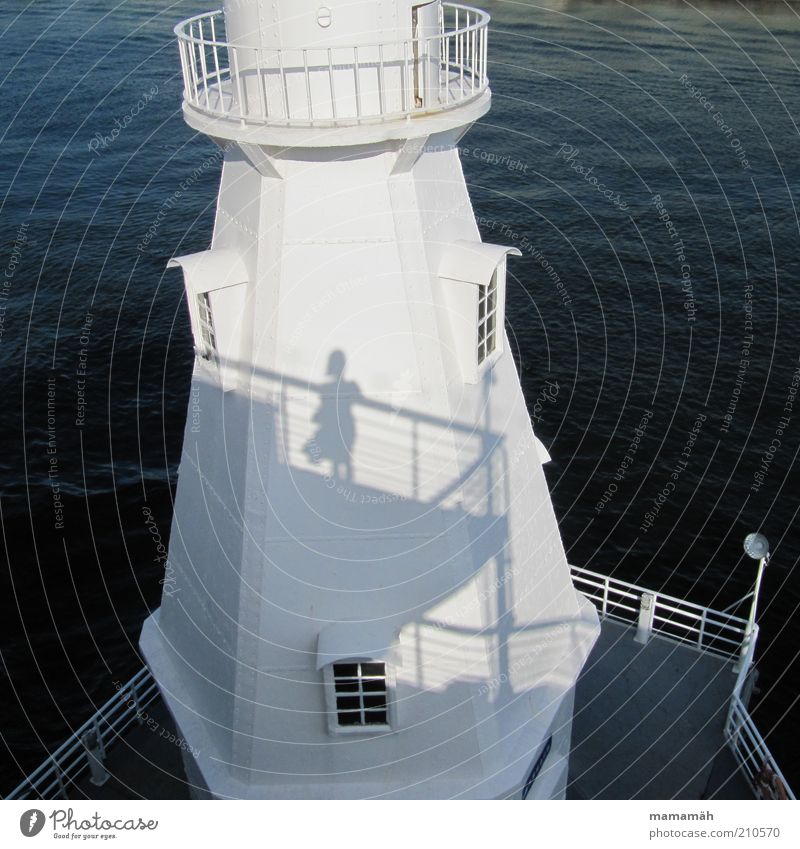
[215,351,510,520]
[183,350,592,693]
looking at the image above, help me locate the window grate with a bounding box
[477,271,498,365]
[197,292,217,359]
[332,662,388,727]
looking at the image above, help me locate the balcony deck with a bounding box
[568,619,754,800]
[61,617,754,800]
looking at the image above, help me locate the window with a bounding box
[438,240,518,383]
[196,292,217,360]
[477,270,498,365]
[332,662,388,727]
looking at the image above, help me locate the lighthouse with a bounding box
[140,0,600,799]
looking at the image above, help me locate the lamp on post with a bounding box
[736,532,770,673]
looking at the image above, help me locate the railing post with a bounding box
[378,43,386,116]
[459,28,465,96]
[81,729,109,787]
[303,49,313,121]
[353,46,362,118]
[197,18,211,110]
[54,760,68,799]
[230,47,246,125]
[483,23,488,87]
[93,717,106,759]
[422,37,429,107]
[444,33,450,104]
[697,609,706,649]
[187,36,200,104]
[634,593,655,644]
[402,41,410,114]
[470,17,475,93]
[725,694,740,740]
[177,40,189,99]
[209,14,221,88]
[328,47,337,120]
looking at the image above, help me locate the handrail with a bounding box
[5,667,159,800]
[726,696,795,800]
[173,3,490,128]
[176,8,486,51]
[570,565,748,659]
[724,626,795,800]
[9,565,792,799]
[570,564,794,800]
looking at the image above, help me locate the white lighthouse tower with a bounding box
[140,0,599,799]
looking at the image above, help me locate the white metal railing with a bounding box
[571,564,795,800]
[724,628,795,799]
[570,565,749,659]
[8,567,793,800]
[5,667,159,800]
[174,4,489,128]
[726,697,795,799]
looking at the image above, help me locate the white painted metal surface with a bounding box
[138,0,603,800]
[175,4,489,128]
[11,568,794,799]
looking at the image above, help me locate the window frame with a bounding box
[323,659,395,735]
[438,249,512,384]
[196,291,218,362]
[167,248,249,390]
[476,268,500,367]
[469,257,507,381]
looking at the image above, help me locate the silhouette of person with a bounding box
[304,350,360,481]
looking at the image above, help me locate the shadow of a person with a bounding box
[304,350,360,481]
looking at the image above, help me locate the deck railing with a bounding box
[724,626,795,799]
[175,4,489,128]
[726,697,795,799]
[570,565,749,659]
[5,666,159,800]
[571,564,795,800]
[7,569,793,800]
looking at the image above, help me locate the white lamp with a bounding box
[737,532,770,672]
[743,532,770,561]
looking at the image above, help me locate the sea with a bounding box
[1,0,798,795]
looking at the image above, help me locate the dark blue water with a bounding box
[1,0,798,794]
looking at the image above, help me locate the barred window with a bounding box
[332,662,388,727]
[196,292,217,359]
[477,270,498,365]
